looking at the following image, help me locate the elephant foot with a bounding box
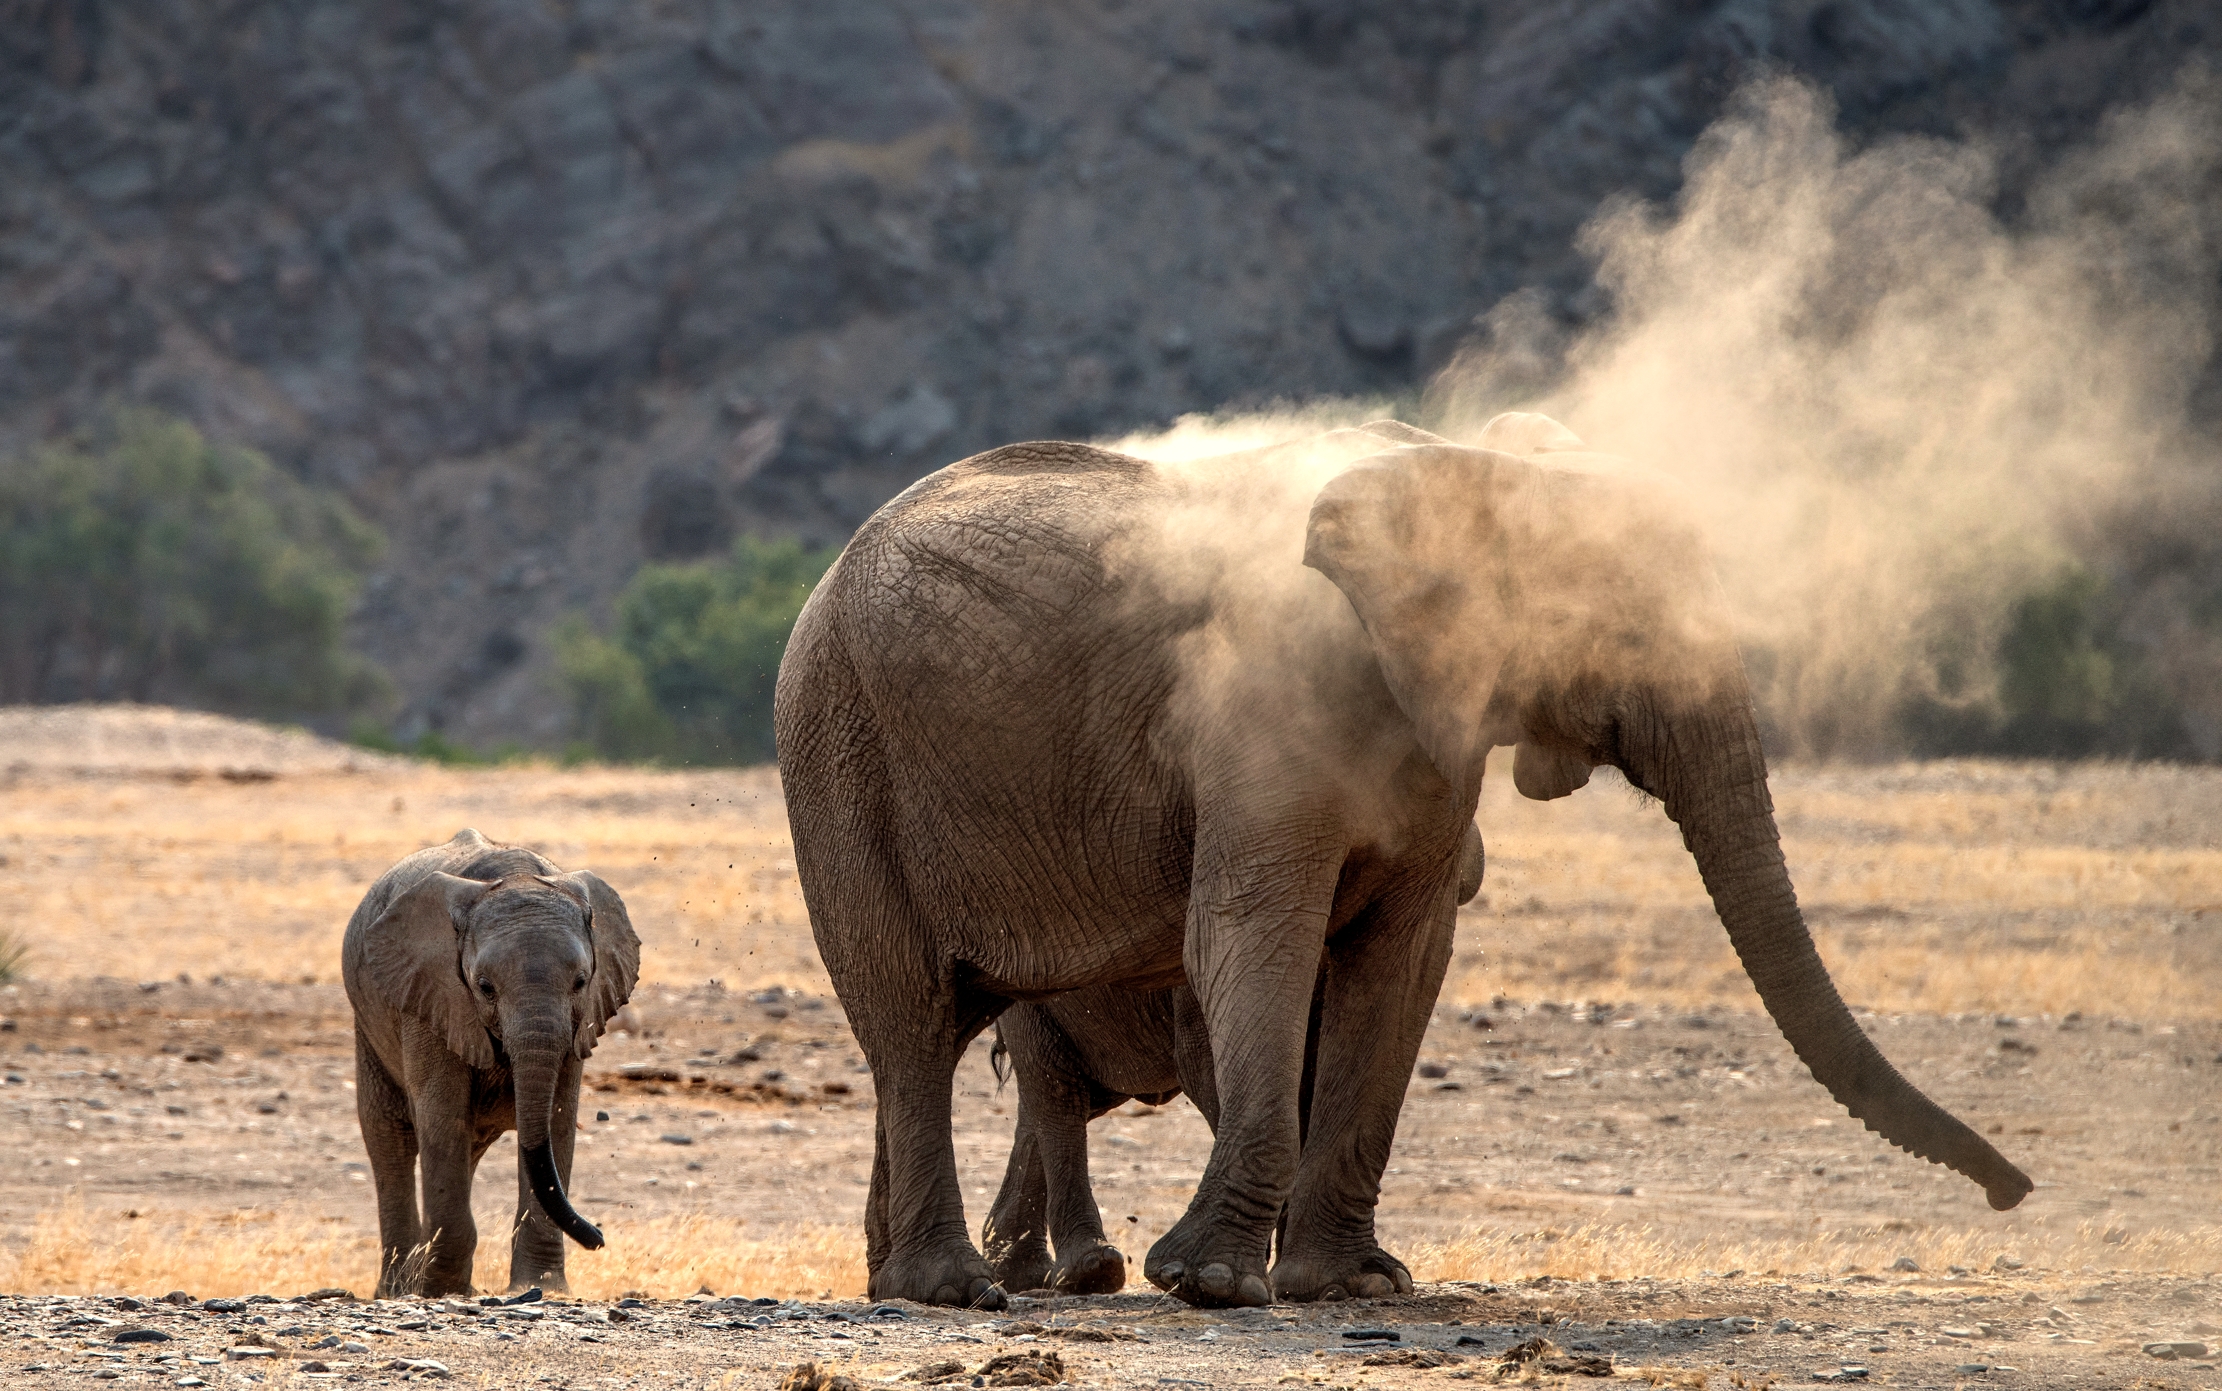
[1144,1222,1271,1309]
[1049,1240,1127,1295]
[509,1275,567,1296]
[870,1243,1009,1310]
[986,1236,1053,1297]
[1271,1247,1414,1304]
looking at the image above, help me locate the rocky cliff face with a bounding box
[1,0,2210,746]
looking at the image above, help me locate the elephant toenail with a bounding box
[1319,1284,1348,1302]
[933,1285,959,1305]
[1237,1274,1271,1307]
[1197,1262,1236,1297]
[1353,1273,1394,1299]
[1153,1261,1184,1290]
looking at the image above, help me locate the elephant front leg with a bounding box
[411,1073,482,1297]
[356,1037,424,1298]
[509,1053,584,1293]
[1271,881,1456,1303]
[1145,832,1338,1308]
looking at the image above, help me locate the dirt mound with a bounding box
[0,704,409,777]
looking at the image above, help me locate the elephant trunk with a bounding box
[1647,690,2033,1211]
[510,1027,605,1250]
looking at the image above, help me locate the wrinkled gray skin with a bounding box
[341,829,640,1296]
[983,824,1487,1295]
[774,415,2030,1311]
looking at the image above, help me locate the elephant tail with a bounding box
[989,1026,1011,1092]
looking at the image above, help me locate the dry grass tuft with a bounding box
[6,753,2220,1022]
[0,1200,865,1301]
[1408,1217,2222,1284]
[10,1200,2218,1301]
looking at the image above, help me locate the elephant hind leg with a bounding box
[844,952,1008,1310]
[785,652,1005,1310]
[1001,1007,1129,1296]
[982,1060,1054,1293]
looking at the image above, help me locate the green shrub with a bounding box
[1900,567,2192,760]
[347,722,523,767]
[0,410,385,715]
[558,535,838,765]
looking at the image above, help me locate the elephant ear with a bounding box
[553,871,641,1058]
[363,873,497,1069]
[1304,445,1529,794]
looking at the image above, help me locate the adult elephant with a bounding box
[774,415,2030,1311]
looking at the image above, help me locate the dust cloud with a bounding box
[1110,72,2222,761]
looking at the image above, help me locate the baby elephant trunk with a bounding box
[510,1035,605,1251]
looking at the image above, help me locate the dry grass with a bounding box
[5,753,2218,1021]
[1446,754,2222,1020]
[11,1200,2219,1300]
[1408,1217,2222,1284]
[3,743,2219,1300]
[0,763,824,993]
[0,1199,865,1301]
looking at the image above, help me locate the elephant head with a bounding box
[1303,417,2032,1211]
[363,870,641,1247]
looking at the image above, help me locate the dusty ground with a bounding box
[1,708,2219,1388]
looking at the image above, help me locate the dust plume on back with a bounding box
[1429,73,2222,758]
[1105,72,2222,760]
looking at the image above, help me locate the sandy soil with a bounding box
[0,706,408,777]
[1,708,2218,1388]
[1,981,2216,1387]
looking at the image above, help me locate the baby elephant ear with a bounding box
[554,871,642,1059]
[364,873,497,1069]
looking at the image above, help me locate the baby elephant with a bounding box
[983,823,1486,1295]
[342,829,640,1296]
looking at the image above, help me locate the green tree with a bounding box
[558,535,838,764]
[0,410,385,714]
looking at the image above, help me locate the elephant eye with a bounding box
[476,978,495,997]
[572,973,588,992]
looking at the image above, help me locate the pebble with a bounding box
[115,1327,173,1342]
[2145,1340,2210,1359]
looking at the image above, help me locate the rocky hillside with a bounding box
[2,0,2211,747]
